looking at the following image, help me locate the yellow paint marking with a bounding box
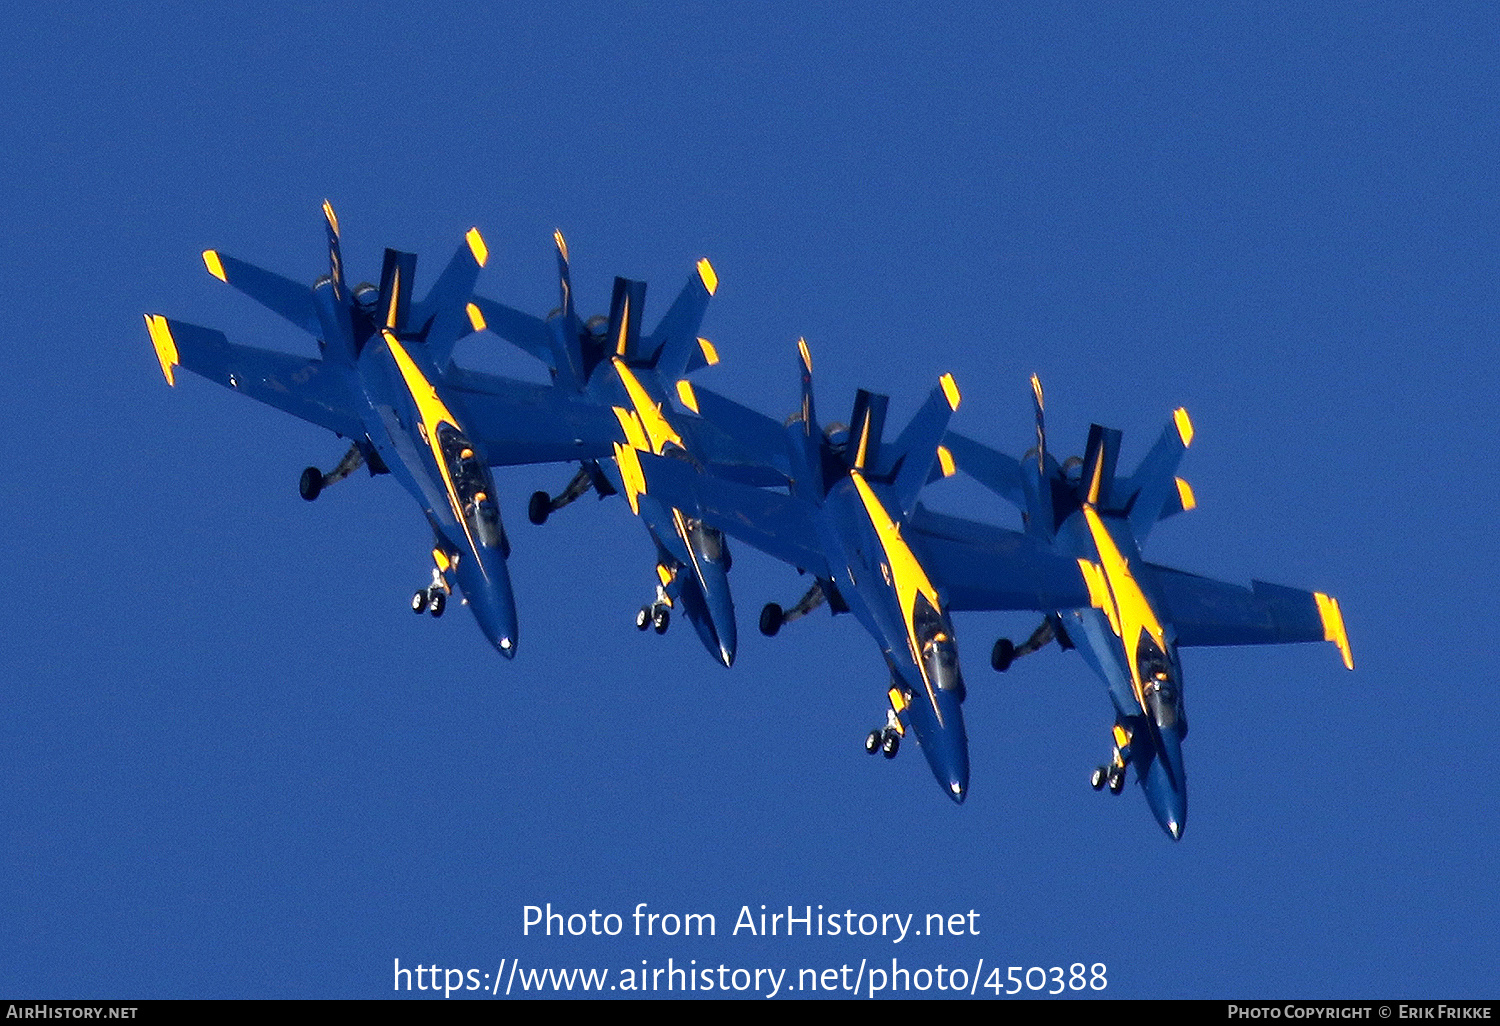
[1315,592,1354,670]
[611,405,650,453]
[432,548,452,572]
[1113,723,1131,749]
[386,266,402,329]
[1081,505,1167,712]
[797,337,812,373]
[656,563,673,588]
[383,330,478,554]
[466,302,486,332]
[615,294,633,356]
[1174,407,1194,448]
[936,445,956,478]
[612,358,683,454]
[697,258,718,295]
[202,250,227,282]
[322,200,340,236]
[1086,449,1106,506]
[854,406,873,470]
[1030,373,1045,410]
[939,373,961,412]
[553,229,569,263]
[886,687,908,736]
[1077,559,1118,636]
[612,440,645,515]
[465,227,488,267]
[675,379,699,413]
[144,314,178,387]
[1175,477,1196,511]
[697,337,719,366]
[850,470,947,725]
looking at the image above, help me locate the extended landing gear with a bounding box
[1091,724,1132,796]
[865,691,907,760]
[412,557,452,619]
[636,603,670,634]
[299,443,365,502]
[990,619,1059,672]
[527,468,595,525]
[759,581,828,637]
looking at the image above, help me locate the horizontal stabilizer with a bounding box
[1125,408,1194,542]
[648,259,717,381]
[410,228,488,367]
[470,297,559,370]
[887,375,960,516]
[143,315,362,438]
[940,431,1028,512]
[202,250,320,338]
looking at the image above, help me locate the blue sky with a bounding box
[2,1,1496,999]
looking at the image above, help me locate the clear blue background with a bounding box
[1,0,1495,999]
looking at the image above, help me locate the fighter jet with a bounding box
[469,232,767,668]
[934,375,1354,838]
[145,203,617,656]
[627,340,1066,802]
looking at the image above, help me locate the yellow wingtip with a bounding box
[553,229,569,263]
[797,337,812,373]
[466,302,487,332]
[321,200,339,236]
[1174,407,1194,448]
[144,314,178,387]
[675,379,700,414]
[696,337,719,367]
[1030,373,1044,410]
[466,227,488,267]
[697,258,718,296]
[202,250,226,283]
[936,444,956,478]
[939,372,961,412]
[1315,593,1354,670]
[1175,476,1197,511]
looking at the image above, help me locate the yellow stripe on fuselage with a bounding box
[612,358,682,454]
[849,470,947,724]
[1081,505,1167,713]
[382,330,477,553]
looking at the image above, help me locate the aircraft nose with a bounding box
[456,549,521,659]
[1143,732,1188,841]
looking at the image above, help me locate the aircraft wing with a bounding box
[907,506,1092,612]
[445,366,620,466]
[1147,565,1354,668]
[634,450,830,578]
[145,315,363,438]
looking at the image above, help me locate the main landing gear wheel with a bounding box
[412,588,446,617]
[991,637,1016,672]
[881,731,900,759]
[1090,766,1107,791]
[1108,768,1125,794]
[299,467,323,502]
[527,490,551,526]
[651,606,670,634]
[635,606,652,631]
[865,729,883,755]
[759,603,784,637]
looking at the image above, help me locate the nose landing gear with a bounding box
[412,550,454,619]
[1090,724,1132,795]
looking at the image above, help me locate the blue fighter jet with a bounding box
[470,232,761,668]
[934,376,1354,838]
[145,203,617,656]
[628,341,1037,802]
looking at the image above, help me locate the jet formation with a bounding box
[147,204,1352,840]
